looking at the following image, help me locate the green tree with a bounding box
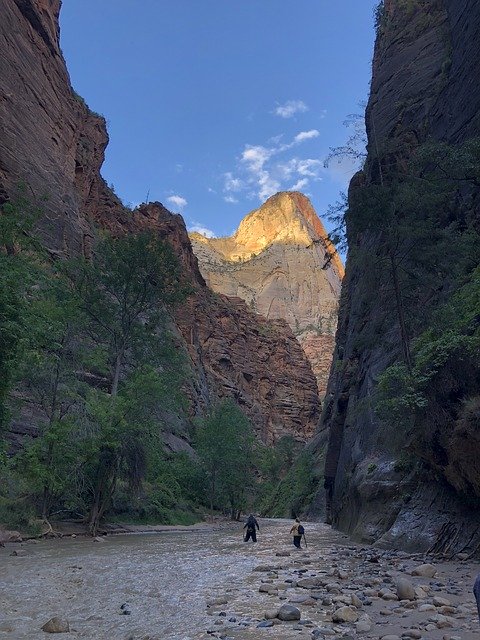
[65,232,190,534]
[195,399,255,519]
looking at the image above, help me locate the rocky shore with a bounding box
[199,525,479,640]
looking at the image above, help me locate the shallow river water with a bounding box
[1,518,479,640]
[0,519,345,640]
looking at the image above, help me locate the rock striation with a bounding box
[0,0,320,446]
[316,0,480,552]
[190,192,344,396]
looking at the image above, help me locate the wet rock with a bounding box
[351,593,363,608]
[332,606,358,623]
[41,617,70,633]
[277,604,301,621]
[411,564,436,578]
[396,578,416,601]
[257,620,274,628]
[93,536,105,543]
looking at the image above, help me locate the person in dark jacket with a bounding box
[474,574,480,622]
[290,518,304,548]
[243,514,259,542]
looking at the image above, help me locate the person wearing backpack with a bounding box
[290,518,304,548]
[243,514,260,542]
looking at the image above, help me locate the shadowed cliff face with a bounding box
[0,0,320,446]
[190,192,344,397]
[318,0,480,552]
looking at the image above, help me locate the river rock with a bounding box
[277,604,301,621]
[264,609,279,619]
[276,551,290,557]
[433,596,451,607]
[332,606,358,623]
[351,593,363,608]
[396,577,416,601]
[355,619,372,633]
[10,549,28,557]
[0,529,22,544]
[411,564,436,578]
[257,620,274,628]
[41,617,70,633]
[403,631,422,639]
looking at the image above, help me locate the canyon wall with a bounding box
[317,0,480,552]
[0,0,320,447]
[190,192,344,397]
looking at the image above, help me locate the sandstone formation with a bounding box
[0,0,320,445]
[190,192,344,396]
[316,0,480,552]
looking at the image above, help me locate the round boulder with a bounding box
[395,577,416,601]
[332,606,358,623]
[277,604,301,621]
[411,563,436,578]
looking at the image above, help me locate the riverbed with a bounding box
[1,519,479,639]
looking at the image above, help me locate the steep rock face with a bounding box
[119,203,321,444]
[1,0,320,446]
[318,0,480,552]
[190,192,344,396]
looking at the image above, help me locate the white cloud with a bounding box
[223,172,243,192]
[274,100,309,119]
[167,195,187,211]
[222,128,324,203]
[241,145,272,172]
[224,195,239,204]
[188,223,216,238]
[294,129,320,143]
[290,178,309,191]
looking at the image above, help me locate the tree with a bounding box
[65,232,190,534]
[195,399,255,519]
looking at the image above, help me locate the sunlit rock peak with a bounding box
[190,191,344,397]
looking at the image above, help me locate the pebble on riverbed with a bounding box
[41,617,70,633]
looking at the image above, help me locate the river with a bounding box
[0,519,346,640]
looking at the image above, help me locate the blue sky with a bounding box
[60,1,377,238]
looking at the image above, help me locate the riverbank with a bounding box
[1,519,479,639]
[0,515,233,544]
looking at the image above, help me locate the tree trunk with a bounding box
[111,351,123,397]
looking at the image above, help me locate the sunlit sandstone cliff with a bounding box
[190,192,344,396]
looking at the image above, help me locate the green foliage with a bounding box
[376,265,480,452]
[195,399,256,518]
[259,448,317,518]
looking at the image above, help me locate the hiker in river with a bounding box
[290,518,305,548]
[243,514,259,542]
[474,574,480,622]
